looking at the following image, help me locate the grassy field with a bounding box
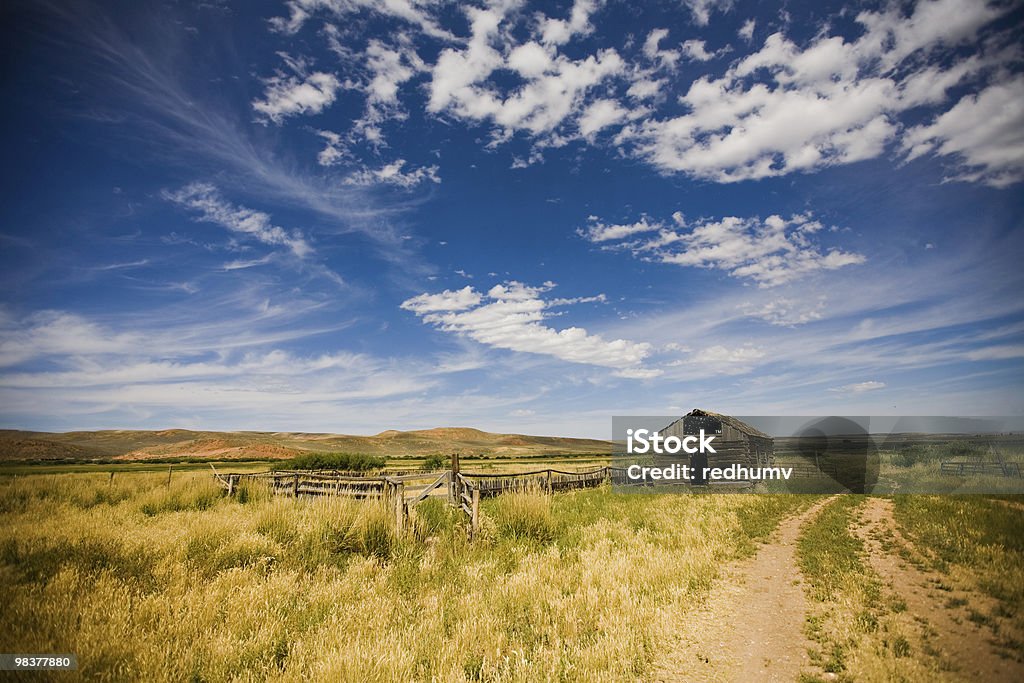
[0,470,804,682]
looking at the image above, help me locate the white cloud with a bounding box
[579,99,628,137]
[577,215,661,242]
[830,380,886,393]
[266,0,1017,189]
[680,39,717,62]
[315,129,349,166]
[270,0,453,41]
[508,42,553,78]
[741,296,826,326]
[402,281,657,376]
[738,19,755,42]
[965,345,1024,361]
[347,38,426,145]
[692,345,765,363]
[632,0,1012,182]
[0,311,140,367]
[539,0,599,46]
[643,29,681,70]
[681,0,734,27]
[401,286,481,313]
[426,3,625,145]
[164,183,312,258]
[252,57,340,124]
[902,76,1024,188]
[344,159,441,188]
[667,344,765,376]
[584,212,865,287]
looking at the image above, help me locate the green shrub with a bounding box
[284,452,385,472]
[423,454,450,470]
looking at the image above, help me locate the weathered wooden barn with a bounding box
[658,409,774,484]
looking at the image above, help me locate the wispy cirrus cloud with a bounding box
[34,0,422,266]
[163,183,313,258]
[830,380,887,394]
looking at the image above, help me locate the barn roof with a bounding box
[662,408,772,439]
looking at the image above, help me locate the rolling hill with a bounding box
[0,427,612,462]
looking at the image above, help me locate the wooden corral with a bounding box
[658,409,774,484]
[213,464,624,537]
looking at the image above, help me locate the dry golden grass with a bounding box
[0,471,804,681]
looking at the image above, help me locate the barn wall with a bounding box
[658,416,776,476]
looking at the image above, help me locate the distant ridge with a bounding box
[0,427,612,462]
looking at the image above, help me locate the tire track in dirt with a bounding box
[851,497,1024,681]
[656,497,834,682]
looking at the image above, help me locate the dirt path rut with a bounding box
[851,497,1024,682]
[656,498,832,682]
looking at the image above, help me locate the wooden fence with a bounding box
[940,460,1022,477]
[211,460,869,537]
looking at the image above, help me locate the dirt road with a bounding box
[656,498,833,682]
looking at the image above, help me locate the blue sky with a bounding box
[1,0,1022,437]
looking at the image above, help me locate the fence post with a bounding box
[470,487,480,538]
[450,452,461,505]
[166,466,172,489]
[292,474,299,498]
[394,481,406,533]
[227,475,236,497]
[546,469,553,494]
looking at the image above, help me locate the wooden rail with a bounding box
[941,461,1022,477]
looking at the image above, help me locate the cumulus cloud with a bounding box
[344,159,440,188]
[164,183,312,258]
[583,212,865,287]
[269,0,1019,188]
[681,0,735,27]
[579,99,629,137]
[738,19,756,42]
[426,3,625,145]
[902,76,1024,188]
[539,0,599,46]
[252,56,340,124]
[346,38,426,144]
[401,281,657,376]
[680,39,718,62]
[270,0,453,41]
[632,0,1013,182]
[315,129,349,166]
